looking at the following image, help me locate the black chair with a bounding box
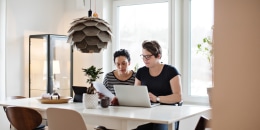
[195,116,210,130]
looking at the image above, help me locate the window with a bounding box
[113,0,214,104]
[190,0,214,96]
[113,0,169,70]
[183,0,214,103]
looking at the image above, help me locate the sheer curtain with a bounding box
[0,0,6,100]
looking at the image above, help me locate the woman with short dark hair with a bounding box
[135,40,182,130]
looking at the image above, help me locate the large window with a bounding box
[113,0,169,71]
[113,0,214,104]
[190,0,214,96]
[183,0,214,103]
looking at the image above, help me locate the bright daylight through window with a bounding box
[114,1,168,70]
[190,0,214,97]
[114,0,214,103]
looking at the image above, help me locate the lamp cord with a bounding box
[88,0,92,17]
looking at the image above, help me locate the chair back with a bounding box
[8,96,26,99]
[195,116,210,130]
[5,106,43,130]
[46,108,88,130]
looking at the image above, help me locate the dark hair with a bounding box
[113,49,131,63]
[142,40,162,58]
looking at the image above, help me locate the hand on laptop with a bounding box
[148,92,157,102]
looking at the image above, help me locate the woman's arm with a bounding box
[134,77,141,86]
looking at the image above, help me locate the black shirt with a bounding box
[135,64,180,96]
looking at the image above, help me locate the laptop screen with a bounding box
[113,85,159,108]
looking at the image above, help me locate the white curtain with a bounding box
[0,0,6,100]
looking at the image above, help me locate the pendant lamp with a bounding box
[67,0,112,53]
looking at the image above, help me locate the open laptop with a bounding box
[113,85,160,108]
[72,86,87,102]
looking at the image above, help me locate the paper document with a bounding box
[93,82,115,99]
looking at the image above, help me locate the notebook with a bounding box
[113,85,160,108]
[72,86,87,102]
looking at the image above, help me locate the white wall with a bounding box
[0,1,9,129]
[213,0,260,129]
[5,0,107,97]
[0,0,6,100]
[1,0,106,129]
[6,0,66,97]
[102,0,113,75]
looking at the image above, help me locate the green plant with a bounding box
[197,36,213,63]
[134,63,139,72]
[197,25,214,63]
[82,65,103,94]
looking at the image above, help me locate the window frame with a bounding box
[182,0,210,104]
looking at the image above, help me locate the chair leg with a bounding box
[195,116,209,130]
[175,121,180,130]
[175,101,183,130]
[3,106,11,130]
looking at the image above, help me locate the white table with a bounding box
[0,98,210,130]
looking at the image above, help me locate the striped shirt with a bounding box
[103,70,136,95]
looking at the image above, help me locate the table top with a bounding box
[0,98,210,124]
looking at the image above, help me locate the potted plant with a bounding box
[196,26,214,106]
[82,65,103,108]
[82,65,103,93]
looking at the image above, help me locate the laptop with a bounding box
[72,86,87,102]
[113,85,160,108]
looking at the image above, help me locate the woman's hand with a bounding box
[98,92,119,106]
[110,97,119,106]
[97,92,105,99]
[148,92,157,102]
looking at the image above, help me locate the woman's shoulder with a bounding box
[131,70,137,76]
[163,64,180,75]
[137,66,148,71]
[135,66,149,78]
[163,64,177,69]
